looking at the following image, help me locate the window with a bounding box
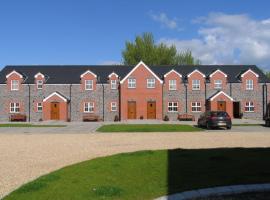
[192,80,200,90]
[246,79,253,90]
[147,79,155,88]
[37,102,42,112]
[214,80,222,89]
[85,80,93,90]
[11,80,19,91]
[111,102,117,111]
[128,78,136,88]
[111,80,117,89]
[37,80,43,89]
[168,102,178,112]
[245,101,254,112]
[84,102,94,113]
[10,102,20,113]
[169,80,177,90]
[191,102,201,112]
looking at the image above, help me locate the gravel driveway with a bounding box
[1,131,270,198]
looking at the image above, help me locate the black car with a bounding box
[198,111,232,130]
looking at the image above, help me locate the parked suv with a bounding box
[265,103,270,127]
[198,111,232,130]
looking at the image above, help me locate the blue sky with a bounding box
[0,0,270,70]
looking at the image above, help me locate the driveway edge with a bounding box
[155,183,270,200]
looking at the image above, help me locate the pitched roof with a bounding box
[0,64,269,84]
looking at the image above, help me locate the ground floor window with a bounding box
[37,102,43,112]
[84,102,94,113]
[10,102,20,113]
[168,102,178,112]
[191,102,201,112]
[245,101,254,112]
[111,102,117,111]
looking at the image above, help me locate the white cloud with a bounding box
[149,12,183,31]
[160,12,270,70]
[100,60,121,65]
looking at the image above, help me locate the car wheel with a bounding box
[227,126,231,130]
[206,122,212,130]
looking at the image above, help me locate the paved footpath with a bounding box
[1,131,270,198]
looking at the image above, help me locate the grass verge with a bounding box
[233,124,263,126]
[96,124,202,132]
[4,148,270,200]
[0,123,66,127]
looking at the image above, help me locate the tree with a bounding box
[122,32,200,65]
[266,71,270,79]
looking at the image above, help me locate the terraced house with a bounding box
[0,61,269,122]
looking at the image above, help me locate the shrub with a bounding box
[164,115,169,121]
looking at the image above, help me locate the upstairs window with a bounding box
[111,80,117,89]
[246,79,253,90]
[37,102,43,112]
[11,80,19,91]
[191,102,201,112]
[192,80,200,90]
[128,78,136,88]
[84,102,94,113]
[10,102,20,113]
[37,80,43,89]
[245,101,254,112]
[168,102,178,112]
[214,80,222,89]
[111,102,117,111]
[85,80,93,90]
[147,79,155,88]
[169,80,176,90]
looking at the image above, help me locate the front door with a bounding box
[217,101,226,112]
[147,101,156,119]
[128,101,136,119]
[51,102,60,120]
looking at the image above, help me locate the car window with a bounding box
[211,112,228,117]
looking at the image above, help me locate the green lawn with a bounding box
[4,148,270,200]
[97,124,202,132]
[0,123,66,127]
[233,124,263,126]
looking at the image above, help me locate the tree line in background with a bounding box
[122,32,270,79]
[122,32,200,65]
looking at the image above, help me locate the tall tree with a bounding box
[122,32,200,65]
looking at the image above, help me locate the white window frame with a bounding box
[168,102,178,112]
[10,102,20,113]
[192,80,200,90]
[128,78,136,88]
[246,79,253,90]
[85,80,93,90]
[245,101,254,112]
[37,102,43,112]
[84,102,94,113]
[111,80,117,89]
[147,78,155,88]
[191,102,201,112]
[37,80,43,89]
[111,102,117,112]
[169,80,177,90]
[214,80,222,89]
[11,80,19,91]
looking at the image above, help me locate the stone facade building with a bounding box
[0,61,269,121]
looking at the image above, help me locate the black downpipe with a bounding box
[28,84,31,122]
[102,83,104,121]
[185,81,188,113]
[266,84,268,117]
[119,83,121,121]
[161,82,164,119]
[69,84,72,121]
[263,84,265,118]
[204,80,207,110]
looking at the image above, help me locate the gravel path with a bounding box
[1,131,270,198]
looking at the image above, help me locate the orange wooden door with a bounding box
[128,102,136,119]
[51,102,60,120]
[147,101,156,119]
[217,101,226,112]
